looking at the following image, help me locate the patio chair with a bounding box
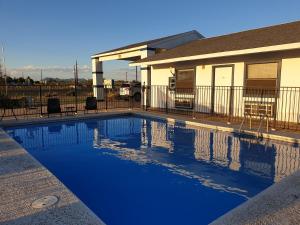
[85,97,97,113]
[47,98,61,117]
[0,96,18,120]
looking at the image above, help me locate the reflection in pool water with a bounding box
[6,116,300,225]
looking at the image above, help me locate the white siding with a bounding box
[277,58,300,123]
[148,56,300,124]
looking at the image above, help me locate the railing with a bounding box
[0,84,141,119]
[2,83,300,131]
[142,85,300,131]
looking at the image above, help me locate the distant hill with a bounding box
[42,77,89,82]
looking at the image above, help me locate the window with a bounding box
[175,69,195,108]
[245,62,279,96]
[176,69,194,90]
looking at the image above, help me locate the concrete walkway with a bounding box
[0,128,105,225]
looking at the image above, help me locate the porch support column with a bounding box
[92,58,104,100]
[141,66,151,107]
[140,49,155,108]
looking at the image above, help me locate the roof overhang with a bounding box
[91,30,203,62]
[91,45,150,62]
[130,42,300,67]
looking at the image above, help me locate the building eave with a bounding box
[91,45,148,59]
[129,42,300,67]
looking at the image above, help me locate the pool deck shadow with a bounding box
[0,110,299,225]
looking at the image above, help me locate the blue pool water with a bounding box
[5,116,300,225]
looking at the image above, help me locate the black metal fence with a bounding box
[0,84,141,119]
[2,83,300,131]
[142,85,300,131]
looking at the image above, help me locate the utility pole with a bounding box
[74,60,78,113]
[40,69,43,83]
[0,57,2,78]
[125,72,128,82]
[2,46,7,95]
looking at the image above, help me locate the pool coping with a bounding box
[0,110,299,225]
[210,169,300,225]
[0,118,109,224]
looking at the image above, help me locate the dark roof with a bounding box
[135,20,300,64]
[93,30,201,55]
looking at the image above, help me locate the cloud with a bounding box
[7,65,140,80]
[8,65,91,79]
[105,67,140,80]
[7,64,140,81]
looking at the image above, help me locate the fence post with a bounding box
[228,86,234,124]
[145,83,149,111]
[145,84,150,111]
[142,83,145,111]
[210,86,214,115]
[74,79,78,114]
[273,88,278,130]
[39,85,43,117]
[165,86,168,114]
[192,87,196,119]
[129,86,132,110]
[105,86,108,111]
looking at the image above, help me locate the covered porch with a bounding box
[91,45,154,101]
[91,30,203,102]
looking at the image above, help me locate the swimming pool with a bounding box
[5,115,300,225]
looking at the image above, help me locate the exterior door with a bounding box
[212,65,234,115]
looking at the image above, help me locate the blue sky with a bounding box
[1,0,300,80]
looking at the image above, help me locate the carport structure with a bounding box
[91,30,203,102]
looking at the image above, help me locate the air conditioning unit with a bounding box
[175,98,193,109]
[244,101,274,117]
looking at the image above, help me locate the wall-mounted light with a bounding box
[169,67,175,76]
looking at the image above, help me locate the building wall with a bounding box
[150,67,173,85]
[145,51,300,123]
[147,51,300,87]
[149,67,174,108]
[281,58,300,86]
[276,57,300,122]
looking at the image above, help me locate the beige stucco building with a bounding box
[131,21,300,126]
[92,20,300,127]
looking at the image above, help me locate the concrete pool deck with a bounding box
[0,110,299,225]
[0,125,106,224]
[211,170,300,225]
